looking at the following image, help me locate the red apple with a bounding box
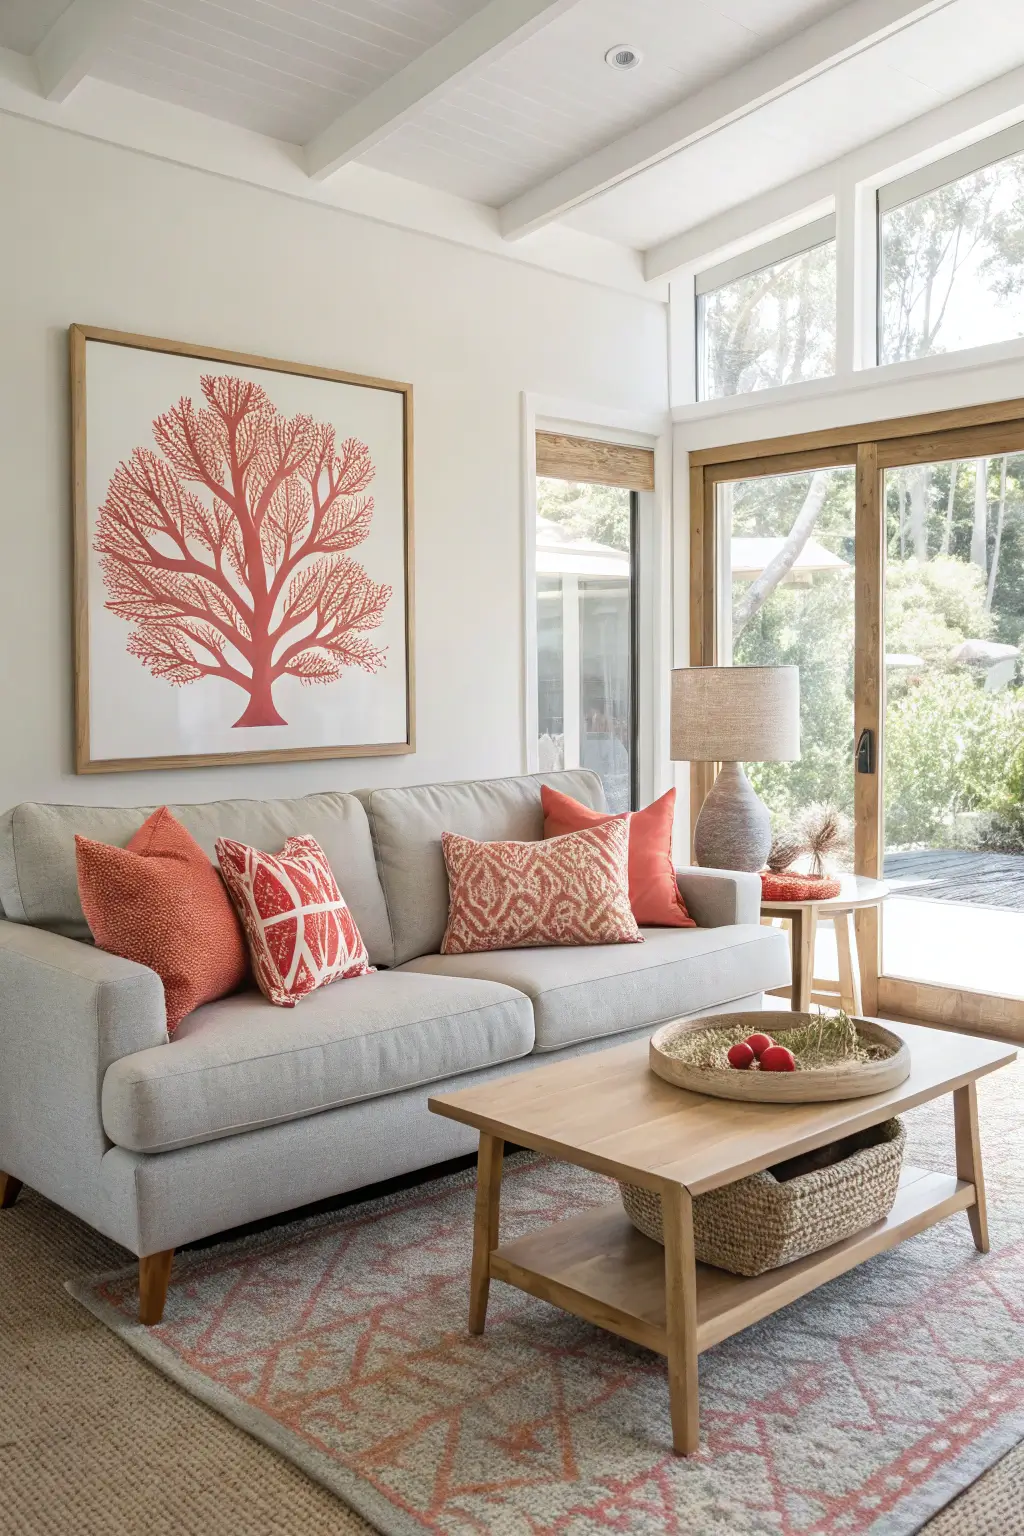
[727,1041,756,1070]
[745,1032,775,1059]
[760,1044,797,1072]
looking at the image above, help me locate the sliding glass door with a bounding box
[691,407,1024,1040]
[880,453,1024,1005]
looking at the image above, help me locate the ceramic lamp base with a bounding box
[693,761,771,872]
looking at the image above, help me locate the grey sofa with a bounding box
[0,769,789,1322]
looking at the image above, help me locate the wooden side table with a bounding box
[761,874,889,1014]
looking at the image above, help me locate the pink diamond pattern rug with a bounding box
[71,1061,1024,1536]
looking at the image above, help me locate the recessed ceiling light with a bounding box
[604,44,642,71]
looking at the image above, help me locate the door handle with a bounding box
[856,728,875,775]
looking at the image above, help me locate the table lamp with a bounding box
[670,665,800,871]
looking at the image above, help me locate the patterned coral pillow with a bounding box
[541,785,695,928]
[75,807,248,1035]
[216,835,373,1007]
[440,817,642,955]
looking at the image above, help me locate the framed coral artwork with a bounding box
[71,325,414,771]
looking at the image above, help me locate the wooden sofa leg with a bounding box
[138,1249,174,1325]
[0,1172,23,1209]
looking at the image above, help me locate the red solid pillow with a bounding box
[76,807,249,1034]
[541,785,695,928]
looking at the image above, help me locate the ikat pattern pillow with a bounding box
[440,817,643,955]
[216,835,372,1007]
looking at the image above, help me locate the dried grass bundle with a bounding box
[765,834,806,873]
[660,1009,893,1073]
[799,804,852,877]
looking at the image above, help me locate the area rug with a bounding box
[70,1061,1024,1536]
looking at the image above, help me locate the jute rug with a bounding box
[67,1059,1024,1536]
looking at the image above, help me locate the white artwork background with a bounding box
[86,341,409,761]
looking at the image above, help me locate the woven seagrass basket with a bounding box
[619,1117,906,1277]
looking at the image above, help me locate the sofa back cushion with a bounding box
[0,792,394,967]
[359,771,606,965]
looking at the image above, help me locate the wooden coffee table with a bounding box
[429,1021,1015,1455]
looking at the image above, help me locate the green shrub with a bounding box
[884,672,1023,846]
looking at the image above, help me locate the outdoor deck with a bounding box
[883,850,1024,912]
[794,848,1024,1000]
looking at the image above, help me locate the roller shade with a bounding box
[536,432,654,491]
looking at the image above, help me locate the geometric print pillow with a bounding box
[440,816,643,956]
[215,835,373,1007]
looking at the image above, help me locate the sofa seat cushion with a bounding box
[400,924,790,1053]
[101,971,534,1154]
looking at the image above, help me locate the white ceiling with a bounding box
[567,0,1024,248]
[1,0,1023,284]
[361,0,845,204]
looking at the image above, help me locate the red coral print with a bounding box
[94,374,392,727]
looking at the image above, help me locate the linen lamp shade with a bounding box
[670,666,800,764]
[670,666,801,871]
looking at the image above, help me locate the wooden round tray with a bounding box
[650,1013,911,1103]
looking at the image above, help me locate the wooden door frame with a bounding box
[689,397,1024,1043]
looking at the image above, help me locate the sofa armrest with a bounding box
[0,922,166,1205]
[675,867,763,928]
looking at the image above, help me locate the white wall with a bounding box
[0,112,668,811]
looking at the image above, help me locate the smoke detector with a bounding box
[604,44,642,71]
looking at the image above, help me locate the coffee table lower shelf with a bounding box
[490,1165,973,1359]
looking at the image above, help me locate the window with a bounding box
[535,434,651,814]
[696,217,836,401]
[879,123,1024,365]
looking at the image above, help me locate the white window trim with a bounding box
[694,215,836,297]
[666,81,1024,412]
[672,329,1024,426]
[520,394,672,809]
[878,117,1024,214]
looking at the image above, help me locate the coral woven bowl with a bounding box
[650,1012,911,1104]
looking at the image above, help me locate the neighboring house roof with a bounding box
[536,519,629,579]
[950,639,1021,664]
[730,536,849,578]
[535,526,851,582]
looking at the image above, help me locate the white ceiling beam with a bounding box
[305,0,579,182]
[34,0,131,103]
[499,0,957,239]
[643,60,1024,281]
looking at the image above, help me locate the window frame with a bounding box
[694,215,838,403]
[524,409,669,816]
[875,120,1024,370]
[533,466,642,813]
[687,397,1024,1041]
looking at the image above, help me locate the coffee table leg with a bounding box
[953,1083,990,1253]
[660,1182,699,1455]
[469,1132,504,1333]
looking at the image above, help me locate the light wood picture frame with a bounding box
[71,325,414,772]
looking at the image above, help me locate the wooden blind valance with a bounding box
[536,431,654,491]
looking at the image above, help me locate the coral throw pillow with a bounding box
[216,835,372,1007]
[441,817,642,955]
[541,785,695,928]
[75,807,248,1035]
